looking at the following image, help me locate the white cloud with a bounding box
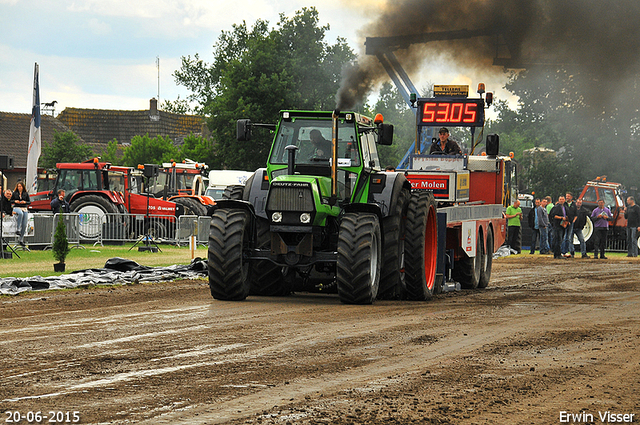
[86,18,111,36]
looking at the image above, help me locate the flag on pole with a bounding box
[26,62,41,195]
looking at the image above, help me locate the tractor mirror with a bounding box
[378,123,394,146]
[237,119,252,141]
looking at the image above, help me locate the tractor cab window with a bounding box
[270,119,360,167]
[107,171,125,193]
[583,186,597,202]
[57,169,98,194]
[598,188,616,209]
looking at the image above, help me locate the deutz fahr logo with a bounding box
[273,182,309,188]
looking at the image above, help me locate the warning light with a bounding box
[374,113,384,125]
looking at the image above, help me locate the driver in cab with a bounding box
[309,129,332,159]
[429,127,462,155]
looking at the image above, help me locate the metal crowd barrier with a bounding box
[5,212,213,248]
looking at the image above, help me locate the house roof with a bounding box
[56,100,204,146]
[0,112,79,168]
[1,100,205,169]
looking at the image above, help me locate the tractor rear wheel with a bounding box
[70,194,120,239]
[378,187,410,300]
[223,185,245,201]
[337,213,381,305]
[174,197,207,216]
[478,227,494,288]
[404,191,439,300]
[453,229,484,289]
[249,218,290,296]
[208,208,251,300]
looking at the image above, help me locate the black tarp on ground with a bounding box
[0,257,208,295]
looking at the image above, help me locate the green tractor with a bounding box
[207,110,438,304]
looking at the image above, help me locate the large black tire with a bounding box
[174,197,207,216]
[378,187,410,300]
[478,226,493,288]
[70,194,120,239]
[208,209,251,300]
[249,218,290,296]
[223,185,245,200]
[337,213,381,305]
[452,228,484,289]
[404,191,439,300]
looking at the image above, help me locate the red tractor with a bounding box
[29,159,183,240]
[146,160,214,216]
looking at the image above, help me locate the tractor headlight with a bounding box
[300,213,311,224]
[272,212,283,223]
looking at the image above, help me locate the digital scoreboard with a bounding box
[417,98,485,127]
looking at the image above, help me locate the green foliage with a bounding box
[370,83,416,168]
[161,96,192,114]
[40,131,94,169]
[121,135,179,167]
[172,7,356,171]
[177,134,215,166]
[486,68,640,197]
[100,140,122,165]
[52,214,71,264]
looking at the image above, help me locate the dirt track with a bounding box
[1,256,639,425]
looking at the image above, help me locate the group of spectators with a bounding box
[1,182,32,247]
[1,182,70,247]
[506,192,640,259]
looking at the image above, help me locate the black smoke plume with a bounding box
[336,0,640,110]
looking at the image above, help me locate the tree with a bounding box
[100,140,122,165]
[121,135,179,167]
[177,134,216,166]
[40,131,94,169]
[172,8,356,171]
[370,83,416,168]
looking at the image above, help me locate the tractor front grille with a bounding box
[267,182,314,212]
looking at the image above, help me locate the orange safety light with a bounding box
[137,164,144,170]
[172,162,176,167]
[481,152,487,156]
[477,83,485,94]
[374,113,384,124]
[509,152,515,158]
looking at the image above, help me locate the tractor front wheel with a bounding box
[337,213,381,305]
[208,208,251,300]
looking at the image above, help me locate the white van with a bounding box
[206,170,253,200]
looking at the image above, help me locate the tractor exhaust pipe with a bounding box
[330,109,339,206]
[285,145,298,176]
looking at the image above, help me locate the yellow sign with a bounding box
[434,85,469,97]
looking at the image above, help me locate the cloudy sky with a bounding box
[0,0,509,115]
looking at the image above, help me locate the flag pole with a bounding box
[26,62,41,195]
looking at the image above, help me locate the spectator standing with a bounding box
[10,182,30,247]
[538,198,551,254]
[573,198,590,258]
[1,189,13,218]
[545,196,554,250]
[528,198,541,254]
[623,196,640,257]
[591,199,612,259]
[506,199,523,253]
[550,196,569,259]
[561,192,578,257]
[50,190,71,214]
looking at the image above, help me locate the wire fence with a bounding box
[1,212,211,249]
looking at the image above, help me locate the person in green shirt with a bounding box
[506,199,523,253]
[545,196,554,249]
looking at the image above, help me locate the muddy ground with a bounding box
[1,256,639,425]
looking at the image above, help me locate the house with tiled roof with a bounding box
[0,99,205,190]
[56,98,205,147]
[0,112,80,189]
